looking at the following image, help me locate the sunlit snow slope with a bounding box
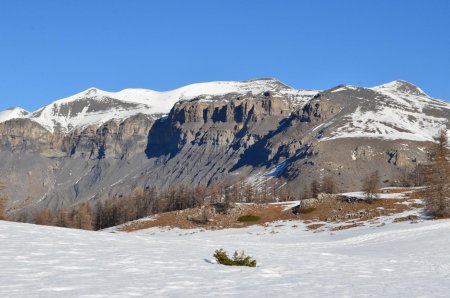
[320,80,450,142]
[1,219,450,297]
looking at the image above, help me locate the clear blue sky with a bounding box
[0,0,449,111]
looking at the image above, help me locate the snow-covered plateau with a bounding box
[1,217,450,297]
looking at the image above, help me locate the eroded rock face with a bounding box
[65,114,154,159]
[146,95,293,159]
[0,114,154,159]
[0,119,55,153]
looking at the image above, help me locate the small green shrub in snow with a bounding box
[213,249,257,267]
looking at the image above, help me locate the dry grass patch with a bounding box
[380,187,414,194]
[393,215,420,223]
[119,189,424,233]
[295,197,411,223]
[331,223,363,231]
[120,204,297,232]
[307,223,325,230]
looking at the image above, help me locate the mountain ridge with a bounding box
[0,79,444,135]
[0,78,319,133]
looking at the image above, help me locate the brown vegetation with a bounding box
[30,180,300,231]
[120,204,297,232]
[299,197,412,222]
[321,176,336,194]
[421,129,450,217]
[0,181,6,220]
[362,170,381,203]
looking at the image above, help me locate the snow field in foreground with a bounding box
[1,219,450,297]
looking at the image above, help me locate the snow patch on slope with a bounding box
[324,105,448,142]
[321,81,450,142]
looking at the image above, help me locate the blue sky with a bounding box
[0,0,449,111]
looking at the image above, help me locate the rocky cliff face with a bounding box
[0,79,448,217]
[64,113,154,160]
[0,114,153,159]
[146,94,293,158]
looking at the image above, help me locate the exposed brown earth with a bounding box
[120,204,298,232]
[120,190,424,232]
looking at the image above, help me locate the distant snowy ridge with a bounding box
[0,78,318,133]
[320,80,450,142]
[1,79,448,140]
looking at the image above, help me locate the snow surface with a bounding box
[1,218,450,297]
[340,191,406,200]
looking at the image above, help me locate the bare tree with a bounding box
[0,181,6,220]
[79,203,93,230]
[223,185,235,213]
[310,179,320,198]
[279,184,294,202]
[301,184,310,200]
[422,129,450,217]
[243,183,255,203]
[362,170,381,203]
[35,209,52,225]
[55,208,70,227]
[208,181,220,204]
[321,175,336,194]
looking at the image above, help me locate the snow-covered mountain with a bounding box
[0,107,29,123]
[318,80,450,142]
[2,79,447,140]
[0,79,318,133]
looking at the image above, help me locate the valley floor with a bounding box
[1,216,450,297]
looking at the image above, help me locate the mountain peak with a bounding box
[84,87,101,96]
[372,80,428,96]
[0,107,30,123]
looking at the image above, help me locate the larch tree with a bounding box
[321,175,336,194]
[423,129,450,217]
[362,170,381,203]
[310,179,320,199]
[0,181,6,220]
[35,209,52,225]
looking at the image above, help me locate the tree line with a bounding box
[29,175,339,230]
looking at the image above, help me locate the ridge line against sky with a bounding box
[0,0,449,111]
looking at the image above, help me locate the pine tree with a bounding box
[423,129,450,217]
